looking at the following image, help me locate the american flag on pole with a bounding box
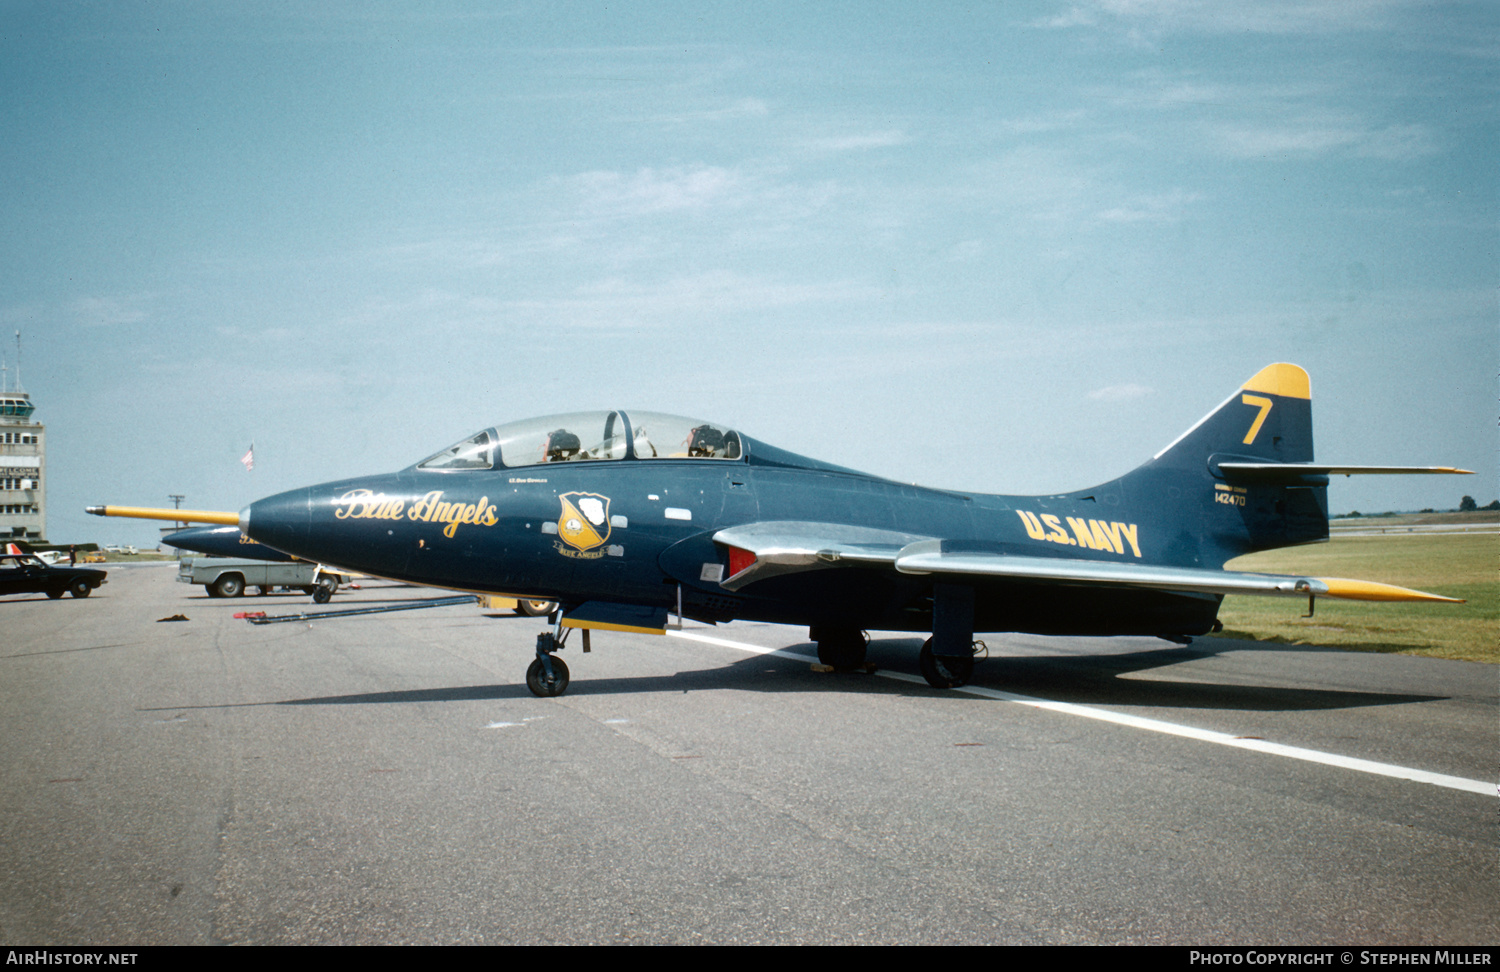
[241,444,254,471]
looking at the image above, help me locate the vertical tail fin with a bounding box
[1152,362,1314,467]
[1123,363,1326,566]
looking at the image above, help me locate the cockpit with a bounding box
[416,411,744,471]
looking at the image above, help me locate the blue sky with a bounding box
[2,1,1494,546]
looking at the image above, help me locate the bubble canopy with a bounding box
[416,411,743,471]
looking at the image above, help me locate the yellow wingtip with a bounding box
[1317,577,1464,604]
[1241,363,1311,400]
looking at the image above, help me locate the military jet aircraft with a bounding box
[90,363,1469,697]
[154,522,557,615]
[163,524,297,561]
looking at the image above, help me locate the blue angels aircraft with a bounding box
[163,524,296,561]
[74,509,299,561]
[89,364,1469,697]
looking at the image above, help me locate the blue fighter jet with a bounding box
[90,364,1469,697]
[163,524,297,562]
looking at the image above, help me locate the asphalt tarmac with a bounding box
[2,563,1494,945]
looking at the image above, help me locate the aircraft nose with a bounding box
[243,486,314,559]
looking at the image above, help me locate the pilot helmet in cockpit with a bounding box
[544,429,582,462]
[686,425,726,458]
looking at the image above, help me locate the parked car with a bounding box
[178,557,346,602]
[0,553,108,599]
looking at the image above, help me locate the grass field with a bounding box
[1216,532,1498,663]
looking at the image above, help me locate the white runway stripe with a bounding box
[667,629,1493,797]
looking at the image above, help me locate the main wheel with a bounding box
[213,574,244,598]
[816,628,868,670]
[918,637,973,689]
[526,656,570,697]
[516,599,558,617]
[70,579,92,599]
[47,588,65,599]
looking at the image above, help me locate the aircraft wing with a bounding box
[714,527,1461,604]
[712,521,930,590]
[891,541,1460,603]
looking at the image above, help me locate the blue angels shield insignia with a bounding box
[557,491,611,555]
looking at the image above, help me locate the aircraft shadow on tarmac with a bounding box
[154,634,1443,714]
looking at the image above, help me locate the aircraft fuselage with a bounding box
[243,451,1220,639]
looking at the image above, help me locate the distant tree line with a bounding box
[1331,496,1498,518]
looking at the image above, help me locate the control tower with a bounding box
[0,339,44,542]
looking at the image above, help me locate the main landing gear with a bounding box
[812,626,869,670]
[918,637,979,689]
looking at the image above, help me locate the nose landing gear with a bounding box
[526,628,572,697]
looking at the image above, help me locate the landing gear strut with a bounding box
[526,628,571,697]
[922,582,978,689]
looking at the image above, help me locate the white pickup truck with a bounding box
[178,557,348,602]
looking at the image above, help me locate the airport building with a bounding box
[0,387,44,542]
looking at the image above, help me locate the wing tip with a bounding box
[1317,577,1465,604]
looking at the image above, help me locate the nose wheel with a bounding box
[526,630,571,697]
[526,655,570,697]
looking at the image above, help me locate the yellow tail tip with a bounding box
[1241,363,1311,400]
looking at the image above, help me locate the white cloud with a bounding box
[1034,7,1098,29]
[559,270,879,321]
[1213,118,1436,161]
[643,97,772,125]
[997,109,1088,134]
[567,165,744,217]
[382,269,880,337]
[1039,0,1407,35]
[962,147,1100,225]
[946,240,986,262]
[1088,383,1155,401]
[1355,124,1439,161]
[804,130,909,152]
[70,295,152,328]
[1095,188,1205,223]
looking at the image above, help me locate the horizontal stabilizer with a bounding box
[86,504,241,526]
[1216,462,1473,485]
[893,542,1462,603]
